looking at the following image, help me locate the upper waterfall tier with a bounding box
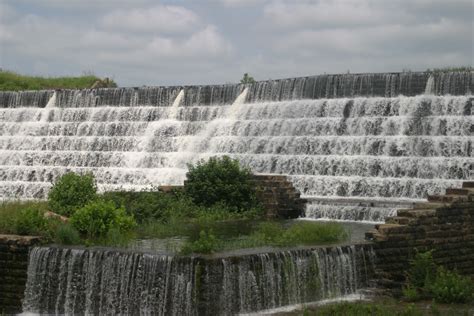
[0,72,472,222]
[0,71,472,108]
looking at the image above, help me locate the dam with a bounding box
[0,71,471,223]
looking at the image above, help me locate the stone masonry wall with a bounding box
[252,174,306,219]
[0,234,41,314]
[367,181,474,293]
[162,174,306,219]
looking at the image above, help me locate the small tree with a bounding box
[184,156,258,211]
[240,73,255,84]
[48,172,97,216]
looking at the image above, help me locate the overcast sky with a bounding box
[0,0,472,86]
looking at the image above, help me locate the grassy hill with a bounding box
[0,70,117,91]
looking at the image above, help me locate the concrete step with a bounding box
[413,202,446,209]
[446,188,474,195]
[385,216,412,225]
[462,181,474,188]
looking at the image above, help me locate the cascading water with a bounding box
[11,71,473,315]
[22,245,374,315]
[0,71,472,223]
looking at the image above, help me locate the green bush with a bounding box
[404,250,474,304]
[0,201,49,235]
[14,207,49,236]
[70,199,136,238]
[312,302,424,316]
[48,172,97,216]
[102,190,190,223]
[55,223,82,245]
[181,229,219,254]
[402,284,420,302]
[430,267,473,304]
[407,250,437,289]
[184,156,258,211]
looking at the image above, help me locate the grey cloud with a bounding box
[0,0,471,86]
[100,5,201,34]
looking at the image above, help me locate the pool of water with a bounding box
[127,219,375,254]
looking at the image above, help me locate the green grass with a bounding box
[180,221,349,255]
[0,196,348,254]
[0,200,49,234]
[0,70,116,91]
[426,66,473,73]
[285,299,473,316]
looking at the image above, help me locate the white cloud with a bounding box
[217,0,266,7]
[263,0,409,29]
[0,0,471,86]
[101,5,201,33]
[0,3,233,84]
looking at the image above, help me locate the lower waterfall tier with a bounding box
[22,245,374,315]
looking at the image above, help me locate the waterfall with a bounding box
[22,245,374,315]
[425,75,435,95]
[0,72,472,221]
[169,89,184,119]
[37,92,56,122]
[233,87,249,105]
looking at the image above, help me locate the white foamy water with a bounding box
[0,75,472,221]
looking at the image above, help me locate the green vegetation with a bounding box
[70,199,136,239]
[296,300,472,316]
[426,66,473,73]
[240,73,256,84]
[403,251,473,304]
[431,267,474,304]
[0,201,49,236]
[185,156,259,212]
[48,172,97,216]
[0,158,348,252]
[54,223,82,245]
[0,70,117,91]
[180,221,348,255]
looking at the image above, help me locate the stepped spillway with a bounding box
[0,71,472,222]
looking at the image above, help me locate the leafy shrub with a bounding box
[184,156,258,211]
[404,250,474,304]
[70,199,136,238]
[14,207,49,236]
[55,223,81,245]
[402,284,420,302]
[48,172,97,216]
[430,267,473,304]
[181,229,219,254]
[254,221,283,241]
[407,250,437,289]
[0,201,49,235]
[102,190,193,223]
[313,302,424,316]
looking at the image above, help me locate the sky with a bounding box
[0,0,472,87]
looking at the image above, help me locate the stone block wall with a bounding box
[0,234,41,314]
[367,181,474,292]
[252,174,306,218]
